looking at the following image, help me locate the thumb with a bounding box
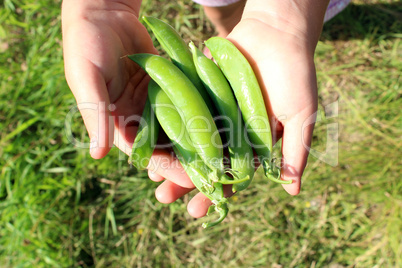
[280,107,316,195]
[65,58,114,159]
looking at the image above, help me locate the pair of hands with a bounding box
[62,1,318,218]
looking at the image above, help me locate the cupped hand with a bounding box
[62,2,198,205]
[62,1,157,158]
[226,18,319,195]
[153,17,319,217]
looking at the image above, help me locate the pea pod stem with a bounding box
[263,159,291,184]
[201,199,228,229]
[175,148,229,228]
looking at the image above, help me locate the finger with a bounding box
[187,192,212,218]
[63,20,116,159]
[155,180,194,204]
[148,169,165,182]
[113,127,194,189]
[280,108,316,195]
[111,74,151,156]
[65,59,114,159]
[146,149,195,189]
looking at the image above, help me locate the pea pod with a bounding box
[189,41,255,192]
[142,16,212,105]
[148,79,229,228]
[128,53,226,174]
[147,79,249,185]
[205,37,290,184]
[128,98,159,170]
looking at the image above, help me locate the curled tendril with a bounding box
[263,158,292,184]
[202,199,229,228]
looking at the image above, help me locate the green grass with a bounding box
[0,0,401,267]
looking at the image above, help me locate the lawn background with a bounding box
[0,0,401,267]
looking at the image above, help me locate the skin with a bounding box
[228,0,329,196]
[62,0,329,219]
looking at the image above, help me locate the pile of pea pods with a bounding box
[128,17,289,228]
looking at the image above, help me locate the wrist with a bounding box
[241,0,330,53]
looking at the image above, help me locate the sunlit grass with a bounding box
[0,0,400,267]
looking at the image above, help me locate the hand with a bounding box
[61,1,196,201]
[151,18,320,215]
[62,0,157,157]
[226,18,319,195]
[62,0,219,217]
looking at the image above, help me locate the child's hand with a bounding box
[62,1,156,158]
[182,20,321,217]
[165,23,321,217]
[225,17,320,196]
[62,1,196,199]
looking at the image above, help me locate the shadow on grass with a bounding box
[321,3,402,41]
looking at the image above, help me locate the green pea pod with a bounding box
[128,98,159,170]
[189,41,255,192]
[205,37,290,184]
[147,80,250,186]
[148,79,229,228]
[128,53,225,175]
[142,16,212,105]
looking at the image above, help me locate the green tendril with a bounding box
[262,159,292,184]
[202,200,228,228]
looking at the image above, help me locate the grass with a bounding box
[0,0,401,267]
